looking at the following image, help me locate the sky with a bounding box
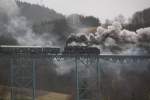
[20,0,150,22]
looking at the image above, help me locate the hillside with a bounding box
[16,1,65,23]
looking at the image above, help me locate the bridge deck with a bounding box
[0,53,150,59]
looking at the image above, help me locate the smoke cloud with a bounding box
[67,21,150,55]
[0,0,54,46]
[6,16,53,46]
[0,0,19,17]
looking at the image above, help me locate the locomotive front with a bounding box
[63,45,100,55]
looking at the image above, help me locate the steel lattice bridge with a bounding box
[0,46,150,100]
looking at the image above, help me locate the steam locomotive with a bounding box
[0,45,100,55]
[63,46,100,55]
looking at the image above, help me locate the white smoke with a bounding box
[120,30,138,43]
[55,59,75,75]
[0,0,53,46]
[137,27,150,47]
[67,21,150,55]
[6,16,53,46]
[0,0,19,17]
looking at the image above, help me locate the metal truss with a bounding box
[75,56,100,100]
[0,53,150,100]
[10,57,36,100]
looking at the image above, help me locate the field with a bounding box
[38,92,70,100]
[0,85,70,100]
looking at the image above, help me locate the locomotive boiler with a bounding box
[63,46,100,55]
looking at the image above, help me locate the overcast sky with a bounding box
[20,0,150,22]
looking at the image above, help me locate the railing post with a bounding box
[32,58,36,100]
[75,56,79,100]
[10,58,14,100]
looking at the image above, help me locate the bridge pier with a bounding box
[75,56,100,100]
[0,53,149,100]
[10,58,36,100]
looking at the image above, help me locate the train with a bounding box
[0,45,100,55]
[0,45,60,55]
[63,46,100,55]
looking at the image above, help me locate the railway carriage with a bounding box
[0,45,60,55]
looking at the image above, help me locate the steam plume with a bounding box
[0,0,53,46]
[67,22,150,54]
